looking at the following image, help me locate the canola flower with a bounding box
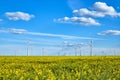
[0,56,120,80]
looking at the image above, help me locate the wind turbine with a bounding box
[88,40,93,56]
[41,47,45,56]
[60,41,73,56]
[65,42,74,56]
[74,46,77,56]
[26,41,30,56]
[14,49,18,56]
[60,41,68,56]
[76,43,84,56]
[26,39,33,56]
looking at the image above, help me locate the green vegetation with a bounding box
[0,56,120,80]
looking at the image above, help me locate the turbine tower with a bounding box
[26,41,30,56]
[15,49,18,56]
[26,40,33,56]
[41,47,45,56]
[77,43,84,56]
[89,40,93,56]
[62,41,68,56]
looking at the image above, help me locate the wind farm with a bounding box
[0,0,120,80]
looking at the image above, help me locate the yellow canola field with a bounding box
[0,56,120,80]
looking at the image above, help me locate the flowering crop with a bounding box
[0,56,120,80]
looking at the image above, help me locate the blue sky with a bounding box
[0,0,120,55]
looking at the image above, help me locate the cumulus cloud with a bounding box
[98,30,120,35]
[73,8,105,17]
[5,11,35,21]
[55,2,120,26]
[55,16,100,26]
[73,2,120,17]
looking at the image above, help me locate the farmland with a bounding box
[0,56,120,80]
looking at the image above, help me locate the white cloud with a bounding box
[93,2,120,17]
[98,30,120,35]
[73,8,105,17]
[55,16,100,26]
[0,27,27,34]
[28,32,96,40]
[0,27,101,40]
[28,30,102,40]
[73,2,120,17]
[5,11,35,21]
[55,2,120,26]
[0,19,3,22]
